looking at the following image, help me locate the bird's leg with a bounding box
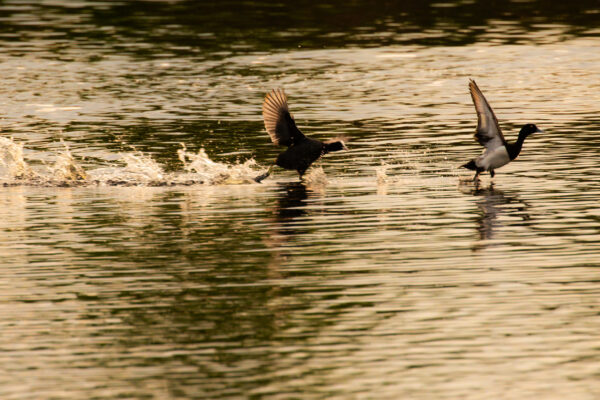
[472,170,481,182]
[254,165,274,183]
[490,169,495,178]
[298,168,307,181]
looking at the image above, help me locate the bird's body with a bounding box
[275,137,324,176]
[475,146,511,171]
[462,79,542,180]
[254,89,346,182]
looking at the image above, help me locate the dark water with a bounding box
[1,1,600,399]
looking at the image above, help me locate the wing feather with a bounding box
[469,79,506,150]
[262,89,306,147]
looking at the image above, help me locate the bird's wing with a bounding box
[262,89,306,147]
[469,79,506,150]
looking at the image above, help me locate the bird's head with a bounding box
[520,123,543,137]
[324,137,348,153]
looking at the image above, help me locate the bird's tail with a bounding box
[461,160,477,170]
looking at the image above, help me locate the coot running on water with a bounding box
[254,89,347,182]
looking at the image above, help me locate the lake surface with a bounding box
[1,1,600,399]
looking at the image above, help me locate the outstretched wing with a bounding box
[469,79,506,150]
[262,89,306,147]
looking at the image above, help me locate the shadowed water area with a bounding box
[1,0,600,398]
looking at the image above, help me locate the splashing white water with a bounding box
[89,151,179,186]
[177,144,259,184]
[122,152,165,182]
[304,166,328,187]
[0,139,264,187]
[48,141,87,183]
[0,137,35,180]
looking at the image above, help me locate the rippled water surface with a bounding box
[1,1,600,399]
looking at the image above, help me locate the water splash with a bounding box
[0,137,35,180]
[177,144,259,184]
[375,161,389,184]
[0,138,90,186]
[122,152,165,182]
[48,141,87,183]
[90,147,261,187]
[0,139,265,187]
[89,151,183,186]
[304,166,328,187]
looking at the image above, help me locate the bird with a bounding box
[462,79,543,181]
[254,89,347,183]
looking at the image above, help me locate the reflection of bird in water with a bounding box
[274,181,308,236]
[261,182,310,285]
[460,182,530,248]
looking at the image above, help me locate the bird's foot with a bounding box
[254,166,274,183]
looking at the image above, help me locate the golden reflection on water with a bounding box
[2,166,600,399]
